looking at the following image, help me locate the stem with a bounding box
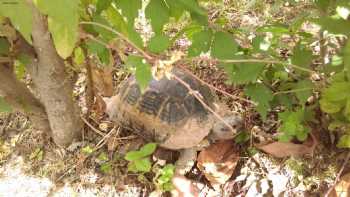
[274,88,313,95]
[80,21,153,61]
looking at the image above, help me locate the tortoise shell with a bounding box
[105,68,221,150]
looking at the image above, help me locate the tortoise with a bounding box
[104,68,242,174]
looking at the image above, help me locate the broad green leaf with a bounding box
[134,158,152,172]
[344,39,350,80]
[96,0,112,14]
[105,6,128,35]
[291,43,312,68]
[188,29,212,57]
[73,47,85,66]
[92,15,115,42]
[145,0,170,34]
[177,0,207,24]
[322,82,350,101]
[211,32,238,60]
[244,84,273,120]
[257,25,289,35]
[332,55,343,66]
[0,38,10,55]
[81,145,94,155]
[252,35,270,52]
[0,97,12,113]
[125,56,152,91]
[97,152,109,162]
[147,34,170,53]
[314,17,350,35]
[337,135,350,148]
[125,151,144,161]
[294,80,313,105]
[126,25,143,48]
[234,131,250,144]
[224,62,265,84]
[86,40,110,65]
[114,0,141,25]
[139,143,157,156]
[0,0,32,43]
[315,0,330,12]
[319,99,343,113]
[36,0,79,58]
[135,62,152,92]
[166,0,185,20]
[277,109,309,142]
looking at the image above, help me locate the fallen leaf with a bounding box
[91,65,114,97]
[329,173,350,197]
[197,140,240,187]
[257,134,317,158]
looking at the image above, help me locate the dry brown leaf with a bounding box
[257,135,316,158]
[329,173,350,197]
[197,140,239,187]
[91,66,114,97]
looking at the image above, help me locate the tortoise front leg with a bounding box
[175,148,197,175]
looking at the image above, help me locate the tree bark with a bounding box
[0,64,50,133]
[26,2,82,147]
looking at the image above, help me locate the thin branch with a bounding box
[81,116,105,137]
[180,67,257,105]
[172,75,239,136]
[325,151,350,197]
[218,58,314,73]
[274,88,314,95]
[79,21,153,61]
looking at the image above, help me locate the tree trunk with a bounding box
[26,2,82,147]
[0,64,50,133]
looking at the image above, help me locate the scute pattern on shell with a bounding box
[110,68,218,149]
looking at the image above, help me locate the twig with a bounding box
[95,126,118,150]
[217,58,314,73]
[325,151,350,197]
[180,67,257,105]
[81,116,105,137]
[79,21,153,61]
[172,75,238,136]
[273,88,313,95]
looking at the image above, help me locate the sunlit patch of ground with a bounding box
[0,154,142,197]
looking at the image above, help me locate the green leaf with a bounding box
[36,0,79,58]
[105,6,128,35]
[322,82,350,102]
[291,43,313,68]
[244,84,273,120]
[0,97,12,113]
[277,109,309,142]
[125,56,152,91]
[14,54,30,80]
[81,145,94,155]
[125,143,157,161]
[344,39,350,80]
[115,0,141,25]
[138,143,157,156]
[0,38,10,55]
[97,152,109,162]
[177,0,207,24]
[337,135,350,148]
[257,25,289,35]
[252,36,270,52]
[145,0,170,34]
[126,25,143,48]
[147,34,170,53]
[96,0,112,14]
[100,162,112,174]
[234,131,250,144]
[86,40,110,65]
[332,55,343,66]
[0,0,32,43]
[134,157,152,172]
[211,32,238,59]
[315,0,330,12]
[73,47,85,66]
[294,80,313,105]
[314,17,350,35]
[188,29,212,57]
[166,0,185,20]
[344,98,350,121]
[320,99,343,113]
[92,15,115,42]
[224,62,265,84]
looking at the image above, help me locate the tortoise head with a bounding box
[209,113,243,141]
